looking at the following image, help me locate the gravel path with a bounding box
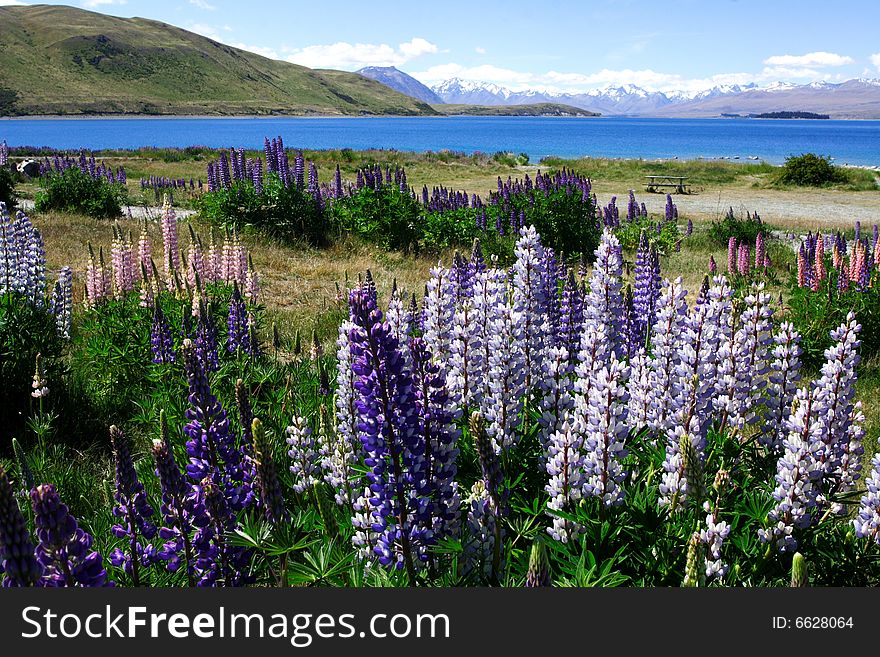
[633,186,880,228]
[17,198,197,220]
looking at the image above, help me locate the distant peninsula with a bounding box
[720,111,830,119]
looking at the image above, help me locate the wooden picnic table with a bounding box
[645,175,690,193]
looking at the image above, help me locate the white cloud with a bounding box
[189,0,215,9]
[763,51,854,67]
[81,0,127,7]
[231,43,279,60]
[475,46,487,55]
[411,60,848,95]
[187,23,231,41]
[286,37,439,70]
[871,53,880,71]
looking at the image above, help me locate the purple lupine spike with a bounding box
[763,322,803,450]
[151,416,202,585]
[727,237,737,273]
[0,464,41,587]
[181,339,253,513]
[422,263,456,378]
[194,306,219,372]
[330,319,362,508]
[557,269,583,370]
[714,282,774,433]
[226,283,252,355]
[410,336,461,543]
[31,484,112,587]
[151,305,176,364]
[632,231,659,350]
[49,266,73,339]
[760,386,823,552]
[583,228,625,361]
[347,288,429,578]
[512,225,549,393]
[192,475,251,587]
[109,425,158,584]
[286,414,321,495]
[583,355,630,507]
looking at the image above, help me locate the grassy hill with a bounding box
[0,4,438,117]
[434,103,600,117]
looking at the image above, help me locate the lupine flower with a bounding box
[410,336,461,543]
[348,288,429,575]
[708,255,717,275]
[727,237,737,273]
[544,415,585,543]
[181,339,252,512]
[49,266,72,339]
[483,294,526,453]
[760,385,823,552]
[109,425,158,584]
[462,480,502,580]
[755,232,766,270]
[524,539,551,587]
[764,322,803,449]
[191,475,251,587]
[737,242,750,275]
[790,552,809,587]
[853,454,880,545]
[330,319,361,507]
[583,355,630,507]
[151,413,202,585]
[226,283,252,355]
[538,345,575,453]
[423,264,456,379]
[682,532,706,587]
[111,223,135,297]
[286,414,321,495]
[470,266,507,408]
[150,305,175,364]
[160,199,180,291]
[583,228,625,361]
[557,270,584,371]
[512,225,549,393]
[31,352,49,399]
[0,464,41,587]
[251,418,287,523]
[31,484,112,587]
[714,282,773,432]
[644,277,688,435]
[632,231,660,351]
[700,513,730,579]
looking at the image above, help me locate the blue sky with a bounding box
[3,0,879,92]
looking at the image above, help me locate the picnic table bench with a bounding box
[645,175,690,193]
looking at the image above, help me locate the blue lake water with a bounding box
[2,116,879,166]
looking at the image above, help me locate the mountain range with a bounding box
[365,69,880,119]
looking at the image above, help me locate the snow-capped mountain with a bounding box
[424,77,880,118]
[355,66,443,104]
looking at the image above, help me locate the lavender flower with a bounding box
[512,225,549,392]
[764,322,803,449]
[348,288,428,577]
[31,484,112,587]
[191,476,251,587]
[583,228,625,361]
[226,283,252,355]
[410,336,461,543]
[286,414,321,495]
[150,305,175,364]
[853,454,880,545]
[583,356,630,507]
[108,426,157,584]
[181,339,252,512]
[0,464,41,587]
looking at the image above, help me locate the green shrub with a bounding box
[0,166,17,209]
[330,185,422,251]
[34,167,125,218]
[709,207,769,246]
[615,217,680,253]
[775,153,848,187]
[420,207,481,252]
[198,174,326,245]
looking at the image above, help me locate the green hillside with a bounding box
[0,4,438,117]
